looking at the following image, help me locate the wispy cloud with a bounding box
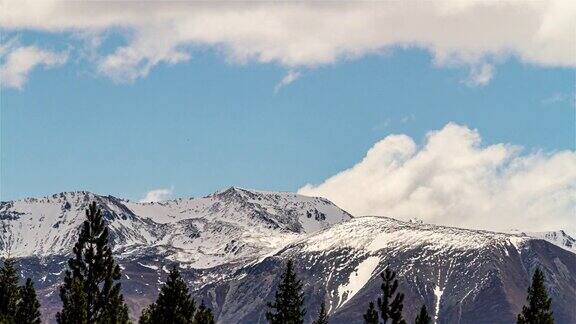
[299,123,576,234]
[0,39,67,89]
[274,70,300,93]
[541,92,569,105]
[139,187,174,203]
[1,0,574,86]
[465,63,494,87]
[400,114,415,124]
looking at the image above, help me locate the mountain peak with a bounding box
[209,186,253,199]
[518,230,576,254]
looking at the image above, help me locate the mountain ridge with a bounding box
[1,188,575,323]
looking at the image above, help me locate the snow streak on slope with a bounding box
[0,188,351,268]
[336,256,380,308]
[433,284,443,323]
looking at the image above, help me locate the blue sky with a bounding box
[2,43,573,202]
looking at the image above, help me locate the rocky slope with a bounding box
[1,190,575,323]
[198,217,576,323]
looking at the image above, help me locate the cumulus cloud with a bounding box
[139,188,174,203]
[299,123,576,234]
[0,0,574,83]
[0,40,67,89]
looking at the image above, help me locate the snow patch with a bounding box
[509,236,527,252]
[336,256,380,308]
[433,284,444,323]
[137,262,159,270]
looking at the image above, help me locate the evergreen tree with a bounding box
[312,302,329,324]
[139,266,196,324]
[414,305,431,324]
[57,277,88,324]
[363,302,379,324]
[0,258,20,322]
[377,268,406,324]
[56,202,129,324]
[138,307,153,324]
[193,301,214,324]
[517,268,554,324]
[363,267,406,324]
[15,278,42,324]
[266,260,306,324]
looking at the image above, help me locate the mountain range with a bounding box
[1,188,574,323]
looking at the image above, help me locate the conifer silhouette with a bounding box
[377,268,406,324]
[15,278,42,324]
[414,305,431,324]
[0,259,42,324]
[139,265,196,324]
[193,300,215,324]
[363,267,406,324]
[363,301,379,324]
[266,260,306,324]
[517,268,554,324]
[56,202,129,324]
[313,302,329,324]
[0,259,20,322]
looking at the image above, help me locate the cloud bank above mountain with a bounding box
[1,0,574,87]
[299,123,576,234]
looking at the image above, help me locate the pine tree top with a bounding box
[140,265,196,324]
[378,267,405,324]
[313,302,329,324]
[56,201,128,324]
[16,278,42,324]
[363,301,379,324]
[266,259,306,324]
[363,267,406,324]
[415,305,432,324]
[517,268,554,324]
[0,258,20,319]
[193,300,215,324]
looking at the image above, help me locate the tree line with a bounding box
[0,202,557,323]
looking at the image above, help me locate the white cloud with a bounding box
[139,188,173,203]
[274,70,300,93]
[466,63,494,86]
[0,0,574,83]
[299,123,576,234]
[0,40,67,89]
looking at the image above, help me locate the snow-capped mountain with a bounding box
[0,187,351,268]
[516,230,576,254]
[177,216,574,323]
[2,189,575,323]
